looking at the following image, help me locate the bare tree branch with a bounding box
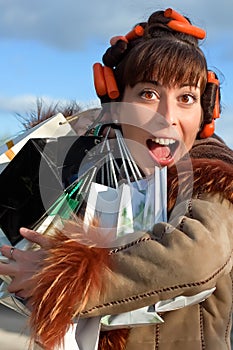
[16,98,82,130]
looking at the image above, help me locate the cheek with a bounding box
[121,125,132,142]
[182,118,201,150]
[121,125,149,145]
[121,124,137,140]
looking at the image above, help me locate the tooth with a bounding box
[163,139,170,145]
[151,138,176,145]
[159,138,165,145]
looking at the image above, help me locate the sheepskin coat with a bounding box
[30,136,233,350]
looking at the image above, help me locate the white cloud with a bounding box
[0,2,232,146]
[0,95,37,112]
[0,94,99,114]
[0,94,54,113]
[0,94,100,138]
[0,0,232,52]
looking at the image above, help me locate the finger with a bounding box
[0,255,10,264]
[1,245,27,263]
[19,227,52,249]
[1,245,17,260]
[0,250,16,275]
[0,262,16,275]
[8,282,32,297]
[8,277,35,299]
[14,293,29,305]
[1,244,48,270]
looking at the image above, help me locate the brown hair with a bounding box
[115,38,207,95]
[102,10,219,129]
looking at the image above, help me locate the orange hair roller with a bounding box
[110,35,128,46]
[93,63,107,96]
[167,21,206,40]
[164,8,189,24]
[199,71,220,138]
[103,66,120,99]
[164,7,206,40]
[125,25,144,41]
[110,24,144,46]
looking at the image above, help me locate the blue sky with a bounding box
[0,0,232,147]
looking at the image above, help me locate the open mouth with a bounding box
[146,137,179,167]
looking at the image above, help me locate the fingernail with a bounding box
[19,227,28,234]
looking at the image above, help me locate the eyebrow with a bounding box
[180,84,201,90]
[149,80,200,88]
[142,80,160,86]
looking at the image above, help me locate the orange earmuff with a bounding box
[199,119,215,139]
[207,71,220,120]
[93,63,119,100]
[93,63,107,96]
[95,24,144,99]
[199,71,220,139]
[110,24,144,46]
[164,8,206,40]
[103,66,119,99]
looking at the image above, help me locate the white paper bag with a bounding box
[0,113,76,167]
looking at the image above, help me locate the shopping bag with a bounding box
[0,135,102,245]
[0,113,76,170]
[83,167,167,246]
[0,134,104,315]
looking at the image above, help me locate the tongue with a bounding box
[149,142,171,159]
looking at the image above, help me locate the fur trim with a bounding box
[168,158,233,212]
[98,329,130,350]
[29,221,110,349]
[191,137,233,165]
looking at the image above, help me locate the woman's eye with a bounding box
[179,94,197,104]
[140,90,157,100]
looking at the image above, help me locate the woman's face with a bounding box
[117,81,202,173]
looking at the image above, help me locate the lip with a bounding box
[146,137,179,167]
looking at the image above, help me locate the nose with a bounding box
[157,98,177,126]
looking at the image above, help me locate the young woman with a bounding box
[0,8,233,350]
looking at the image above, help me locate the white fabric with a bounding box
[54,317,101,350]
[55,288,216,350]
[155,287,216,312]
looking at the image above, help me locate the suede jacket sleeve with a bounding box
[81,194,233,317]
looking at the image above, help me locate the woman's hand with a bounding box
[0,227,52,300]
